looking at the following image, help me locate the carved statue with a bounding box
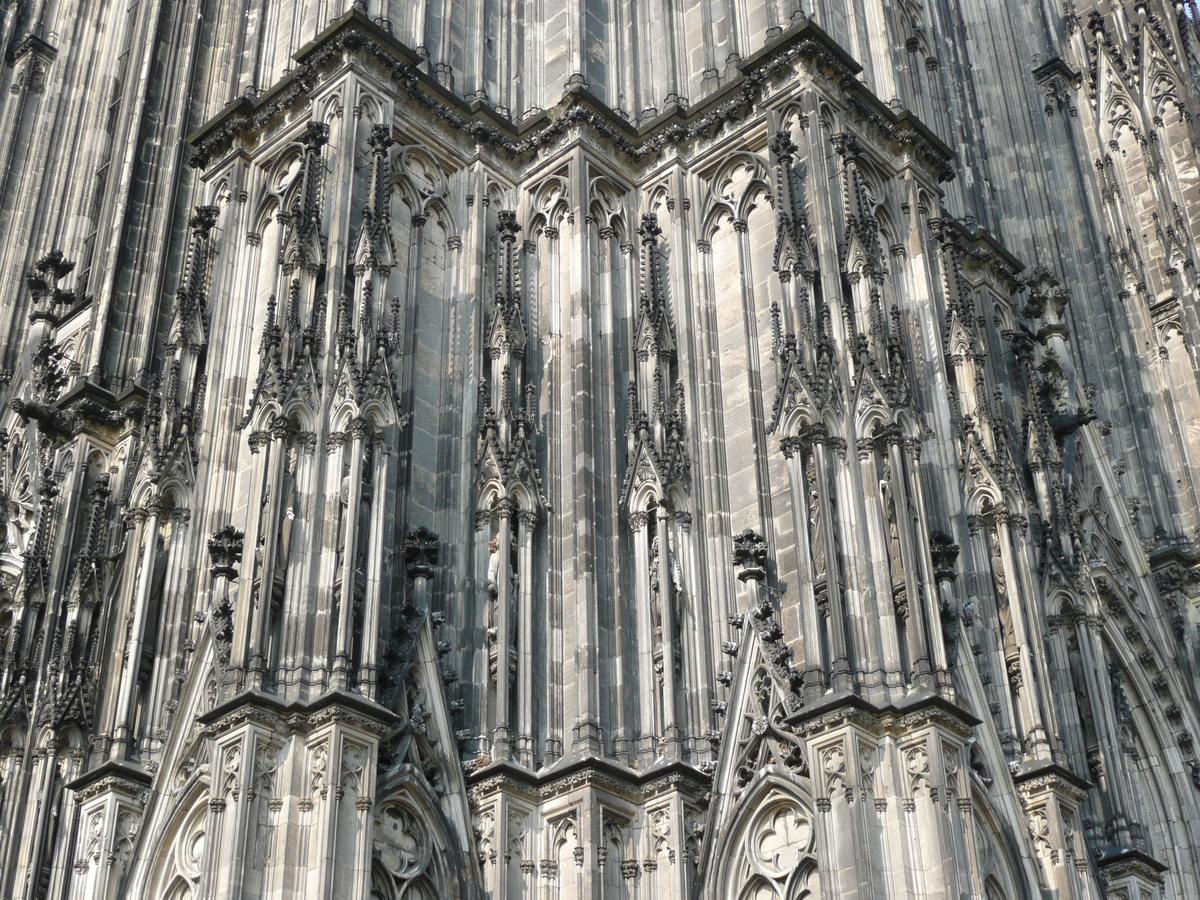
[487,536,500,596]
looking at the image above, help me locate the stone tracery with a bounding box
[0,0,1198,899]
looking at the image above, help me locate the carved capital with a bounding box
[638,213,662,243]
[497,209,522,241]
[780,435,804,458]
[732,528,768,579]
[404,526,441,579]
[768,130,798,161]
[930,531,960,582]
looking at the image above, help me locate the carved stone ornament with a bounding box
[208,525,245,579]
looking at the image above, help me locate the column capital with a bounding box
[404,526,441,579]
[733,528,768,581]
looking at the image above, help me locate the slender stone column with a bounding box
[631,509,657,766]
[1074,613,1137,845]
[995,512,1050,759]
[12,740,59,900]
[493,499,515,760]
[811,432,852,691]
[246,419,290,691]
[110,496,162,759]
[656,503,681,756]
[357,441,387,697]
[332,418,369,689]
[516,509,536,766]
[886,434,933,685]
[782,435,826,699]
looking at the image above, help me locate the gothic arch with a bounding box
[708,778,820,900]
[740,181,775,225]
[356,93,384,128]
[371,773,476,900]
[816,102,841,135]
[136,784,210,900]
[246,399,283,436]
[779,102,811,140]
[318,90,344,126]
[330,402,364,434]
[360,399,396,429]
[589,175,628,226]
[967,486,1003,519]
[779,403,818,439]
[644,183,671,216]
[854,402,892,438]
[706,153,772,223]
[390,173,423,222]
[484,180,509,211]
[968,780,1037,900]
[701,201,737,240]
[423,197,457,236]
[528,175,569,229]
[664,483,690,516]
[629,481,663,511]
[248,189,280,237]
[393,146,450,219]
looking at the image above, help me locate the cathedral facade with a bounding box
[2,0,1200,897]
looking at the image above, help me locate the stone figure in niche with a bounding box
[990,529,1016,651]
[664,530,686,674]
[670,537,686,596]
[273,448,298,609]
[650,536,664,644]
[1067,631,1102,779]
[253,487,269,572]
[352,445,374,614]
[807,456,825,578]
[150,532,170,606]
[333,468,350,592]
[880,472,904,588]
[487,536,500,597]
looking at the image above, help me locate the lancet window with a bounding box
[1047,602,1151,855]
[779,426,850,696]
[767,128,853,696]
[621,212,694,760]
[475,209,545,766]
[227,116,405,699]
[328,416,387,690]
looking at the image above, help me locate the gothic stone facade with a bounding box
[2,0,1200,898]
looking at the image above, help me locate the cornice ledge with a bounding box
[186,9,420,169]
[1032,56,1082,88]
[8,30,58,66]
[65,758,153,800]
[1095,845,1169,879]
[465,754,710,804]
[929,215,1026,283]
[196,687,398,736]
[1010,758,1092,799]
[786,689,982,738]
[186,8,954,181]
[1147,535,1199,572]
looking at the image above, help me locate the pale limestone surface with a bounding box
[1,1,1200,899]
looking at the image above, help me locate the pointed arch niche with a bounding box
[713,781,821,900]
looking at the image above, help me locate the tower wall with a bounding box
[1,2,1199,899]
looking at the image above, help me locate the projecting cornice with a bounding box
[465,754,712,806]
[929,215,1027,284]
[785,689,983,740]
[186,8,955,180]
